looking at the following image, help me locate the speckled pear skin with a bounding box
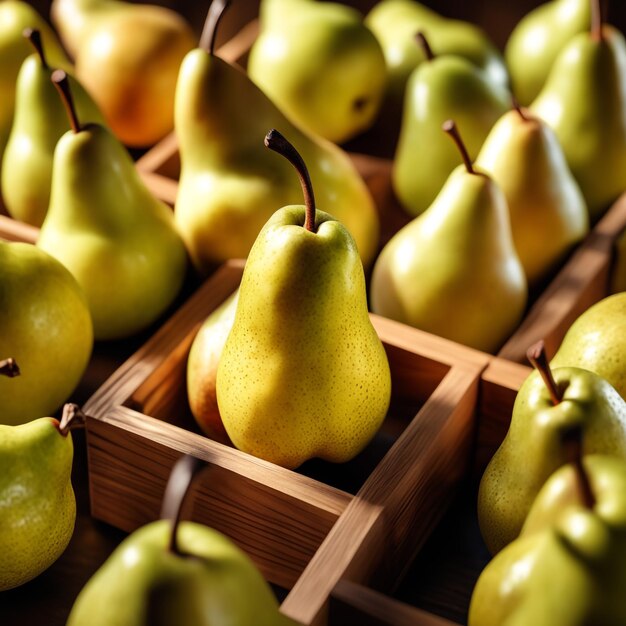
[470,456,626,626]
[371,166,527,353]
[475,109,588,288]
[216,207,391,470]
[67,521,294,626]
[174,52,379,273]
[530,26,626,222]
[505,0,590,106]
[551,293,626,400]
[477,367,626,555]
[0,418,75,590]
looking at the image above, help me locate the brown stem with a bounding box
[591,0,603,42]
[527,340,562,405]
[0,358,20,378]
[51,70,81,133]
[265,129,316,232]
[199,0,231,55]
[442,120,475,175]
[561,426,596,509]
[58,403,87,437]
[23,28,48,69]
[161,455,205,556]
[415,31,434,61]
[512,95,530,122]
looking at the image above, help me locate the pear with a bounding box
[475,104,589,288]
[470,447,626,625]
[505,0,591,105]
[247,0,387,144]
[551,293,626,399]
[2,29,104,227]
[478,341,626,554]
[67,455,294,626]
[392,33,510,217]
[372,121,527,353]
[365,0,508,115]
[0,403,83,590]
[37,71,187,341]
[216,130,391,470]
[0,241,93,426]
[0,1,70,163]
[187,290,238,445]
[51,0,195,147]
[531,0,626,222]
[175,0,379,273]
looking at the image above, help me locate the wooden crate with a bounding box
[82,258,506,625]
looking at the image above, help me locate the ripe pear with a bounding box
[551,293,626,399]
[0,1,70,161]
[175,1,379,273]
[2,29,104,227]
[372,121,527,353]
[392,34,510,217]
[51,0,195,147]
[531,1,626,222]
[0,242,93,426]
[0,404,83,590]
[505,0,591,105]
[37,72,187,340]
[470,453,626,626]
[247,0,387,144]
[365,0,508,114]
[216,130,391,470]
[475,105,588,288]
[187,290,238,445]
[478,342,626,554]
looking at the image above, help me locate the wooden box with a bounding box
[81,257,514,625]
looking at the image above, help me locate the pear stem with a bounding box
[199,0,231,55]
[51,70,81,133]
[0,358,20,378]
[512,95,529,122]
[442,120,475,175]
[561,426,596,510]
[527,340,562,405]
[264,129,316,232]
[23,28,48,69]
[58,403,87,437]
[591,0,603,42]
[415,31,435,61]
[161,455,205,556]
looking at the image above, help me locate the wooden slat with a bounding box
[498,193,626,362]
[281,362,484,626]
[86,405,351,589]
[330,580,458,626]
[0,214,39,244]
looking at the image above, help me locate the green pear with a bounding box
[505,0,590,105]
[531,2,626,222]
[51,0,195,147]
[0,1,70,164]
[372,121,527,353]
[37,71,187,341]
[67,455,293,626]
[2,29,104,227]
[0,404,83,590]
[612,230,626,293]
[0,242,93,426]
[392,34,510,217]
[365,0,508,115]
[475,105,588,288]
[552,293,626,399]
[247,0,387,144]
[174,1,379,274]
[478,342,626,554]
[470,454,626,625]
[187,290,238,445]
[216,130,391,470]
